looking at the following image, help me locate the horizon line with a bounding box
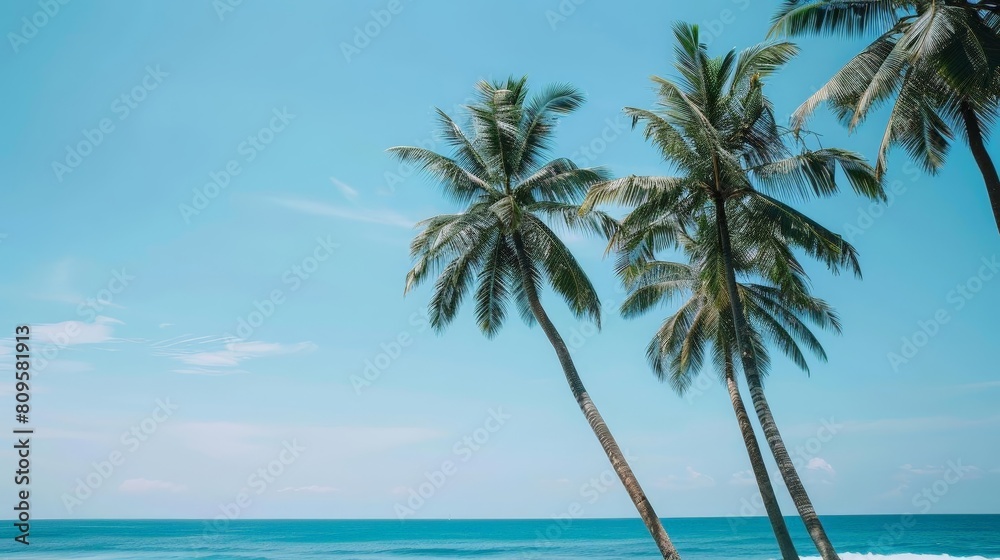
[10,513,1000,522]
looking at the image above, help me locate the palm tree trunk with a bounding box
[959,99,1000,236]
[712,196,840,560]
[512,232,681,560]
[723,360,799,560]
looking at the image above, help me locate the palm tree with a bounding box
[582,23,884,560]
[770,0,1000,234]
[389,77,682,559]
[617,213,843,560]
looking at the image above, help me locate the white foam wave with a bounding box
[801,554,1000,560]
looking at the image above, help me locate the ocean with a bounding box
[7,515,999,559]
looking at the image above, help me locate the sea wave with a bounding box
[801,554,1000,560]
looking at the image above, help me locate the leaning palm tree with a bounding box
[770,1,1000,234]
[582,23,884,560]
[389,77,681,559]
[618,213,843,560]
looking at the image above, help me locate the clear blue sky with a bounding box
[1,0,997,521]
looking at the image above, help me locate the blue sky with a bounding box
[1,0,998,524]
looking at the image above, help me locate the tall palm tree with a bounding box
[582,23,884,560]
[770,0,1000,234]
[390,77,682,559]
[617,213,843,560]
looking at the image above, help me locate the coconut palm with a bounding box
[617,212,844,560]
[770,0,1000,234]
[389,77,681,559]
[582,23,884,560]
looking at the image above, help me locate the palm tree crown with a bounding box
[393,77,616,336]
[582,23,884,560]
[621,214,842,393]
[770,0,1000,233]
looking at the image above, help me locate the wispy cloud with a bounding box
[729,469,756,486]
[883,462,985,497]
[657,466,715,491]
[33,316,124,346]
[265,195,415,228]
[277,485,339,493]
[176,341,316,367]
[173,367,247,376]
[807,457,836,476]
[151,335,315,374]
[330,177,359,200]
[119,478,187,494]
[956,380,1000,391]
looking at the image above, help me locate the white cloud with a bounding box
[277,485,339,493]
[807,457,836,476]
[119,478,186,494]
[33,316,123,345]
[173,367,245,376]
[729,469,756,486]
[152,335,316,373]
[899,464,943,476]
[266,196,415,228]
[330,177,359,200]
[177,341,316,368]
[658,466,715,491]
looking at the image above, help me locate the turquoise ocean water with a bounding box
[6,515,999,559]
